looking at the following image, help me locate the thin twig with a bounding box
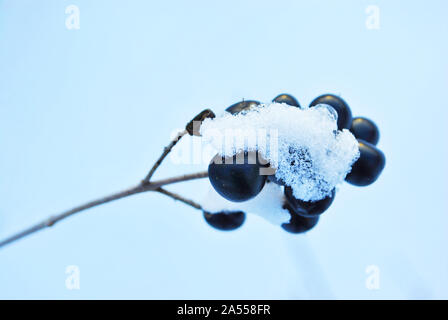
[0,171,208,249]
[142,130,188,183]
[148,171,208,188]
[156,187,202,210]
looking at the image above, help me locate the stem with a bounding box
[0,171,208,249]
[157,187,203,210]
[0,108,213,250]
[147,171,208,188]
[142,130,188,183]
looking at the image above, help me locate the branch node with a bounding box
[46,218,56,227]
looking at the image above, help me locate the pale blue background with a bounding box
[1,0,447,299]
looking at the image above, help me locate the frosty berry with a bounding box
[284,186,335,218]
[309,94,352,130]
[226,100,260,115]
[202,93,386,234]
[208,151,267,202]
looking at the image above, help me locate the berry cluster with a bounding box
[0,93,386,248]
[204,94,386,233]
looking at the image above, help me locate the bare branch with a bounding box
[157,187,202,210]
[142,130,188,183]
[0,107,215,249]
[147,171,208,188]
[0,171,208,249]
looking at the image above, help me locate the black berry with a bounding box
[208,151,267,202]
[226,100,260,115]
[272,93,300,108]
[350,117,380,145]
[345,140,386,186]
[203,210,245,231]
[309,94,352,129]
[281,202,319,234]
[284,186,335,218]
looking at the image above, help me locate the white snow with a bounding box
[200,102,360,201]
[202,182,291,225]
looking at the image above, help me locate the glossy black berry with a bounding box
[203,210,245,231]
[309,94,352,130]
[350,117,380,145]
[272,93,301,108]
[345,140,386,186]
[226,100,260,115]
[284,186,335,218]
[208,151,267,202]
[281,202,319,234]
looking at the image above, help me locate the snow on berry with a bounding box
[200,102,360,202]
